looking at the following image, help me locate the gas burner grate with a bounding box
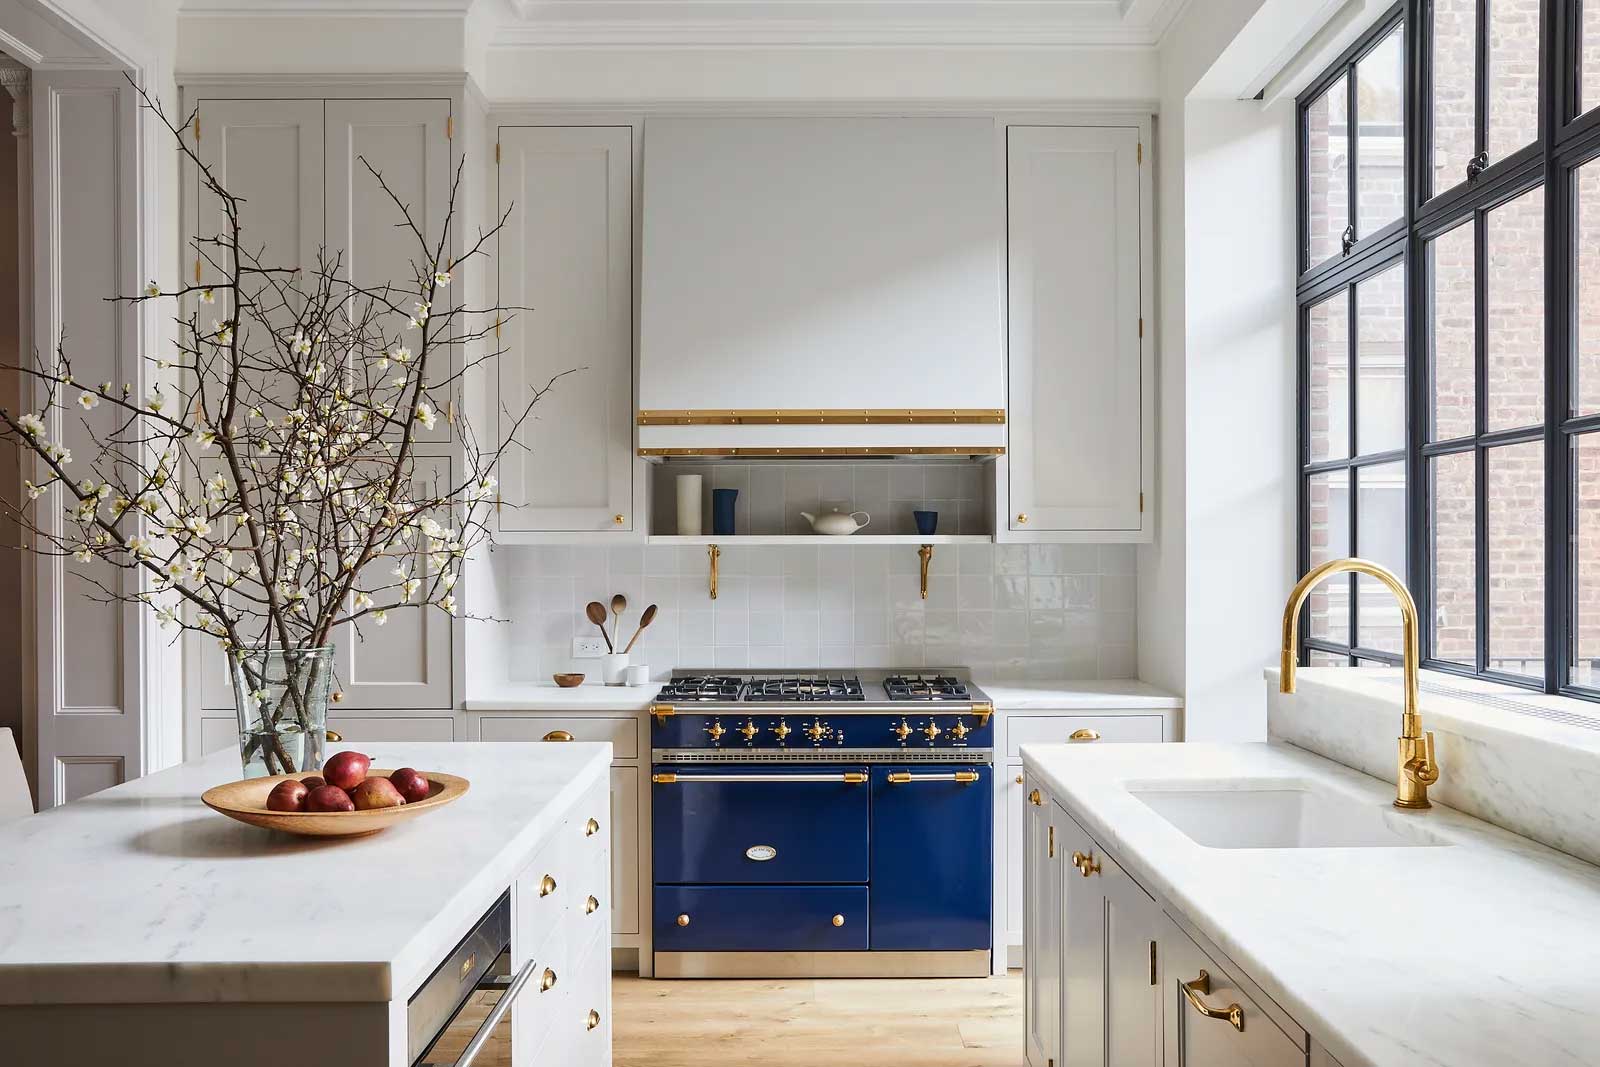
[742,675,866,702]
[656,675,746,702]
[883,674,972,701]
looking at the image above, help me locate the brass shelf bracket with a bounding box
[708,544,721,600]
[918,544,934,600]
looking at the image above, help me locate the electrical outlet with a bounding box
[572,637,608,659]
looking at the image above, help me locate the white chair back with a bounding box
[0,727,33,822]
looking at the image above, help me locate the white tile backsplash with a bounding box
[490,542,1138,684]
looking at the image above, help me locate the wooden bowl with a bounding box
[552,673,585,688]
[201,770,469,837]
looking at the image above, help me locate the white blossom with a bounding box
[199,288,216,304]
[77,392,100,411]
[213,321,233,345]
[416,400,437,431]
[146,390,166,414]
[438,594,456,616]
[16,413,44,437]
[372,609,388,626]
[433,269,451,287]
[72,546,93,563]
[144,280,160,298]
[291,332,313,356]
[353,591,373,611]
[25,480,46,500]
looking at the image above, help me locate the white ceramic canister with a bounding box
[676,475,704,536]
[623,664,650,687]
[601,653,631,685]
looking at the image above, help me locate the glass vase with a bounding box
[229,646,335,779]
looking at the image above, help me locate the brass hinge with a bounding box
[193,258,201,284]
[1137,141,1143,164]
[1138,317,1144,338]
[1047,824,1055,858]
[1140,492,1145,513]
[192,114,199,141]
[495,142,501,164]
[1149,940,1157,985]
[446,114,453,140]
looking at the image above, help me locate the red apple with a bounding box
[322,751,371,790]
[265,779,309,812]
[300,776,326,790]
[388,767,431,804]
[305,784,356,812]
[349,776,406,810]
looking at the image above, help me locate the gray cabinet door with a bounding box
[1161,915,1307,1067]
[1023,780,1060,1067]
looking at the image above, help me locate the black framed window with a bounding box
[1297,0,1600,697]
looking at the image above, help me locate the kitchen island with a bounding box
[1019,740,1600,1067]
[0,742,614,1066]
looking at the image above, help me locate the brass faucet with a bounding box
[1279,557,1441,810]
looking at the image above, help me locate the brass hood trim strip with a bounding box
[638,446,1004,458]
[637,408,1005,426]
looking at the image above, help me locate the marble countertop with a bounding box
[0,742,611,1005]
[465,678,1180,713]
[1021,741,1600,1067]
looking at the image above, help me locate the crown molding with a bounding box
[488,22,1161,49]
[178,0,478,15]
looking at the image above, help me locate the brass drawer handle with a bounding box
[1069,728,1101,742]
[586,894,601,915]
[1182,970,1243,1032]
[539,874,557,897]
[587,1008,602,1031]
[831,913,845,927]
[1077,851,1101,877]
[676,913,691,927]
[540,967,558,992]
[1028,789,1043,806]
[543,730,574,742]
[585,817,601,836]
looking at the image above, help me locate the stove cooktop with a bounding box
[654,670,986,705]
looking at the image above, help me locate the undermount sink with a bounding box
[1129,782,1449,849]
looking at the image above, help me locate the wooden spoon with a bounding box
[623,604,658,655]
[611,593,627,641]
[585,600,613,652]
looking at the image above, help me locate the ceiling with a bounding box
[179,0,1193,49]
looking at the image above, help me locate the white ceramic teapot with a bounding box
[800,508,871,536]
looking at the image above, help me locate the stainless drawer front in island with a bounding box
[410,892,515,1066]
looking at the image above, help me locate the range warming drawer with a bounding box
[655,885,869,952]
[652,763,870,884]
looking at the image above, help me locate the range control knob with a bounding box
[805,719,830,743]
[739,719,760,742]
[892,719,913,742]
[772,720,792,742]
[922,721,942,741]
[949,720,970,741]
[705,720,726,742]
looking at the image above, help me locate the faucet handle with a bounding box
[1417,730,1440,783]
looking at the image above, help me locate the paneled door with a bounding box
[1023,780,1060,1067]
[325,99,453,446]
[1007,125,1145,535]
[496,126,634,534]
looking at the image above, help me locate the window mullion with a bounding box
[1348,281,1362,649]
[1475,0,1490,165]
[1474,203,1490,675]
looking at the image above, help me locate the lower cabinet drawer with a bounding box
[654,886,869,951]
[1006,713,1164,754]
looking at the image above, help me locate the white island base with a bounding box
[0,742,614,1067]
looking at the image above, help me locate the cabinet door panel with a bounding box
[609,766,641,935]
[325,99,453,445]
[1005,764,1025,946]
[1023,780,1060,1067]
[1007,125,1143,533]
[497,126,634,533]
[1056,810,1104,1067]
[1162,916,1307,1067]
[1104,854,1162,1067]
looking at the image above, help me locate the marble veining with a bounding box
[0,742,611,1005]
[1022,740,1600,1067]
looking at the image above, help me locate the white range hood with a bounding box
[637,117,1006,457]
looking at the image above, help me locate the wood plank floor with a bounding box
[613,971,1025,1067]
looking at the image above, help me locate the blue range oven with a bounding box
[649,671,994,978]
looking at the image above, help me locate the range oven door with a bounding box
[652,762,871,884]
[869,763,993,950]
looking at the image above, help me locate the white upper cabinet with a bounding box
[1005,125,1151,541]
[497,125,636,534]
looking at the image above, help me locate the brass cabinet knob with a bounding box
[1016,513,1029,524]
[324,729,343,743]
[1071,850,1089,869]
[540,967,558,992]
[676,913,691,927]
[1015,774,1024,785]
[543,730,574,742]
[539,874,557,897]
[831,913,846,927]
[613,514,625,525]
[1069,728,1101,742]
[1029,788,1043,806]
[586,894,601,915]
[1078,852,1101,878]
[587,1008,602,1031]
[585,816,601,836]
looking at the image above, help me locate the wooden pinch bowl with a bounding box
[201,770,470,837]
[552,673,586,688]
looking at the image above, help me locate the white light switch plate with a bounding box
[572,637,608,659]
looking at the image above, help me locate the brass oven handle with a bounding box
[543,730,574,742]
[652,772,868,784]
[448,957,536,1067]
[1069,728,1101,742]
[885,771,980,784]
[1181,970,1243,1032]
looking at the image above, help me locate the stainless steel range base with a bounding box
[654,949,991,979]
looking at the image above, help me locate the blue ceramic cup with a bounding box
[913,510,938,535]
[712,488,739,536]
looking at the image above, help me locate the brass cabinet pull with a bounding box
[831,913,846,927]
[587,1008,602,1031]
[540,967,558,992]
[543,730,574,742]
[539,874,557,897]
[1069,728,1101,742]
[676,913,691,927]
[1071,850,1088,869]
[1047,824,1055,857]
[886,770,979,784]
[324,729,343,743]
[1028,788,1043,806]
[585,816,601,836]
[1077,851,1101,877]
[613,514,625,525]
[586,894,601,915]
[1181,970,1243,1032]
